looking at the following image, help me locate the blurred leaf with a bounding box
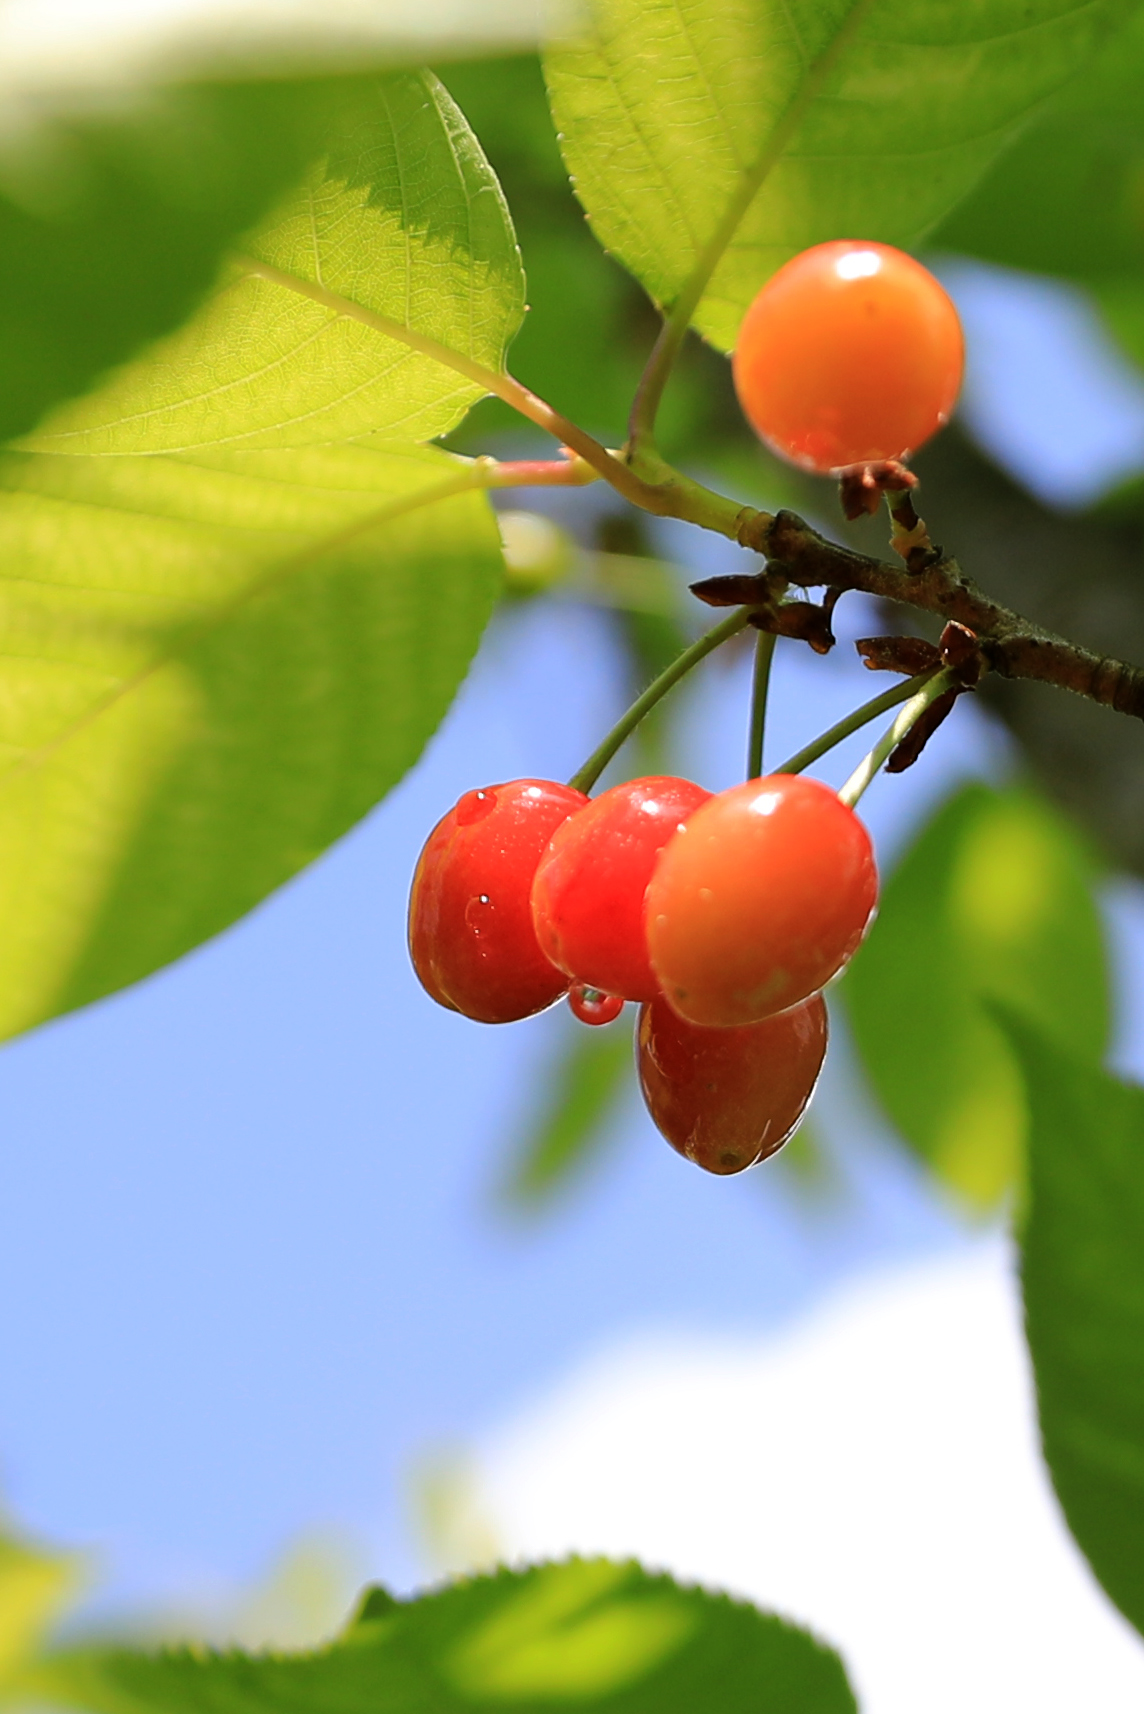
[0,71,519,1041]
[770,1114,843,1204]
[933,8,1144,283]
[1004,1012,1144,1637]
[503,1018,632,1208]
[33,1558,857,1714]
[498,510,576,596]
[543,0,1129,357]
[0,1534,76,1695]
[1092,276,1144,372]
[0,1,548,93]
[843,781,1109,1208]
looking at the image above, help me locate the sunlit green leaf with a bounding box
[544,0,1131,353]
[0,443,499,1038]
[441,54,725,456]
[842,781,1109,1207]
[32,1558,857,1714]
[27,73,524,456]
[0,71,523,1039]
[1004,1012,1144,1638]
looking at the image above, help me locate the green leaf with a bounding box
[27,73,525,455]
[0,1534,76,1694]
[842,781,1109,1208]
[502,1018,633,1208]
[440,54,738,457]
[933,8,1144,283]
[544,0,1131,354]
[33,1559,857,1714]
[1003,1012,1144,1638]
[0,83,318,444]
[0,443,500,1036]
[0,72,524,1038]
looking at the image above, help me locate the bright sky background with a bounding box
[0,242,1143,1706]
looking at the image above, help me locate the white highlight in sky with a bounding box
[467,1243,1144,1714]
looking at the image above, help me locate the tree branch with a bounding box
[696,508,1144,721]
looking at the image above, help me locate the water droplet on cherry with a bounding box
[568,984,624,1026]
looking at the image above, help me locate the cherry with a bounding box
[645,774,878,1027]
[732,241,964,474]
[638,991,828,1174]
[568,984,625,1026]
[408,778,587,1023]
[531,775,712,1002]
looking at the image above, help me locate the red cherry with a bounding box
[638,992,828,1175]
[568,984,625,1026]
[732,241,964,473]
[645,774,877,1027]
[408,779,587,1023]
[531,775,711,1001]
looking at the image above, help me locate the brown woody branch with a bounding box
[707,508,1144,721]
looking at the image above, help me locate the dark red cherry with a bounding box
[637,991,828,1175]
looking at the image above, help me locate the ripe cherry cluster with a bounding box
[408,774,877,1174]
[407,239,964,1178]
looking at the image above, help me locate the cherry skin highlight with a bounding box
[568,984,625,1026]
[732,240,964,473]
[530,775,712,1002]
[645,774,878,1027]
[638,991,828,1175]
[408,778,587,1023]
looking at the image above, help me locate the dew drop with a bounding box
[456,787,497,827]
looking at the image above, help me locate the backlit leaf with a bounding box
[842,781,1109,1207]
[544,0,1133,353]
[27,73,525,455]
[0,72,522,1038]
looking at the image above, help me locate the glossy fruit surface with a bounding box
[638,992,828,1174]
[568,985,625,1026]
[732,241,964,473]
[646,774,878,1027]
[409,779,587,1023]
[531,775,711,1001]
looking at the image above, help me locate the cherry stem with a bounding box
[747,630,776,779]
[773,671,934,778]
[837,667,957,809]
[568,608,753,795]
[479,451,602,489]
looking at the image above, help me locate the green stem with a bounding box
[773,671,933,778]
[568,609,752,794]
[747,630,776,779]
[837,668,956,808]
